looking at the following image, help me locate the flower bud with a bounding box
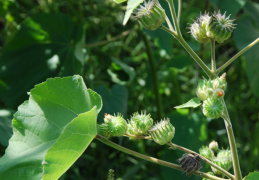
[212,73,227,91]
[104,113,114,124]
[209,140,219,151]
[97,123,110,138]
[106,113,128,137]
[148,118,175,145]
[189,12,211,43]
[211,149,232,175]
[134,0,165,30]
[202,97,224,119]
[129,111,153,135]
[199,146,214,160]
[206,11,236,43]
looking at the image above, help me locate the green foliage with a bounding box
[244,171,259,180]
[123,0,145,25]
[0,109,13,146]
[174,98,201,109]
[0,13,85,108]
[0,76,102,179]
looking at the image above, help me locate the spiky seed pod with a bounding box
[209,140,219,151]
[134,0,165,30]
[189,12,211,43]
[148,118,175,145]
[129,111,153,135]
[202,172,215,180]
[196,79,214,101]
[211,149,232,175]
[106,113,128,137]
[199,146,214,160]
[97,124,110,139]
[206,11,236,43]
[177,153,202,176]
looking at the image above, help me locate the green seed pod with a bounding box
[202,172,215,180]
[189,12,211,43]
[199,146,214,160]
[148,118,175,145]
[97,123,110,138]
[196,79,213,101]
[129,111,153,135]
[202,97,224,119]
[107,113,128,137]
[134,0,165,30]
[211,149,232,175]
[206,11,236,43]
[209,140,219,151]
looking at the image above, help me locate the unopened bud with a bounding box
[202,97,224,119]
[106,113,128,137]
[199,146,214,160]
[209,140,219,151]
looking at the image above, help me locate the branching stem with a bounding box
[96,135,229,180]
[168,142,235,180]
[211,39,216,75]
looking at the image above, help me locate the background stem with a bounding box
[211,39,216,75]
[140,31,162,120]
[96,135,229,180]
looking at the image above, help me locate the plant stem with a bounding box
[96,135,229,180]
[177,0,182,24]
[217,37,259,74]
[211,39,216,75]
[166,0,181,35]
[165,15,175,32]
[140,31,162,120]
[168,142,235,180]
[222,100,242,180]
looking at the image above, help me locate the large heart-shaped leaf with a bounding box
[0,13,85,108]
[0,75,102,180]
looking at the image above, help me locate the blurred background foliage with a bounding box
[0,0,259,179]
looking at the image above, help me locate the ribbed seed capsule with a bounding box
[148,118,175,145]
[134,0,165,30]
[206,11,236,43]
[202,97,224,119]
[199,146,214,160]
[211,149,232,175]
[196,79,213,101]
[106,113,128,137]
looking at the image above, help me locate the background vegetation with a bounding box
[0,0,259,179]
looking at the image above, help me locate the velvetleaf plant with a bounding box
[0,0,259,180]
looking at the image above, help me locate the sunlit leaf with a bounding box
[123,0,144,25]
[0,75,102,180]
[244,171,259,180]
[174,98,201,109]
[113,0,127,3]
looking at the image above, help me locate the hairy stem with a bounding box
[166,0,181,35]
[168,142,235,180]
[211,39,216,75]
[222,100,242,180]
[140,31,162,120]
[165,15,176,33]
[177,0,182,24]
[217,37,259,74]
[96,135,229,180]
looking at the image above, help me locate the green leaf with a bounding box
[244,171,259,180]
[209,0,247,17]
[42,107,97,179]
[174,98,201,109]
[123,0,144,25]
[0,109,14,146]
[233,1,259,97]
[113,0,127,3]
[0,75,102,180]
[0,13,85,108]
